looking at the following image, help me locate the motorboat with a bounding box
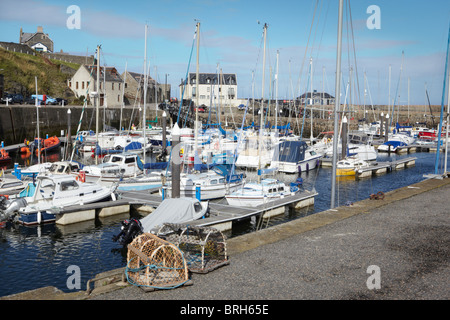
[29,136,61,155]
[336,156,372,176]
[378,133,416,153]
[0,149,11,165]
[162,165,245,200]
[141,197,209,234]
[225,178,301,208]
[269,140,323,174]
[79,152,144,185]
[0,173,117,225]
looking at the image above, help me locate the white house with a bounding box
[68,64,124,107]
[179,72,238,107]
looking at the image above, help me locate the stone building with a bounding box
[68,64,124,107]
[298,90,335,106]
[121,71,169,107]
[179,72,238,107]
[19,26,54,53]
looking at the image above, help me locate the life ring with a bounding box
[76,171,86,183]
[214,141,220,150]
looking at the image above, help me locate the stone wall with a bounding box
[0,42,94,65]
[0,105,162,145]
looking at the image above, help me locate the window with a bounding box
[112,83,114,90]
[210,179,218,185]
[194,202,203,213]
[76,82,79,89]
[69,81,71,88]
[124,157,135,164]
[60,180,79,191]
[118,83,121,91]
[82,81,85,89]
[118,95,120,102]
[125,83,128,89]
[111,156,123,163]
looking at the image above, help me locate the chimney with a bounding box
[37,26,43,33]
[19,27,23,42]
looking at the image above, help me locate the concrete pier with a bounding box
[3,176,449,301]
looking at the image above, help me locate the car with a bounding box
[237,104,245,110]
[195,107,206,113]
[12,93,23,104]
[56,98,68,106]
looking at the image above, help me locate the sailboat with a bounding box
[226,24,299,207]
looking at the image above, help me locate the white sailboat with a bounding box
[226,23,299,207]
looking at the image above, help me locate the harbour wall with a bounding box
[0,104,161,145]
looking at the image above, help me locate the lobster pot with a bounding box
[157,223,229,274]
[126,233,189,289]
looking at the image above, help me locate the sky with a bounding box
[1,0,449,106]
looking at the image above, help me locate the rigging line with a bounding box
[177,25,197,126]
[295,0,319,101]
[347,0,362,109]
[389,51,405,128]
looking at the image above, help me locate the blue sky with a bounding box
[1,0,449,106]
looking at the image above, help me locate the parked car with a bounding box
[195,107,206,113]
[237,104,245,111]
[56,98,68,106]
[12,94,24,104]
[31,94,58,105]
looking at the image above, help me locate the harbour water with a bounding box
[0,149,447,297]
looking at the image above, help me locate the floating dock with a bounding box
[119,188,318,232]
[355,157,417,179]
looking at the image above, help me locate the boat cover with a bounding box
[274,140,308,163]
[140,197,206,233]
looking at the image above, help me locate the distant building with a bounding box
[19,26,54,53]
[298,90,335,106]
[68,64,123,107]
[179,72,238,107]
[121,71,169,106]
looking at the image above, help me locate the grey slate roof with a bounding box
[182,72,237,85]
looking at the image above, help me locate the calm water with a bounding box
[0,149,448,297]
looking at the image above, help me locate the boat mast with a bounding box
[95,45,100,165]
[120,62,127,132]
[331,0,344,209]
[143,24,148,165]
[258,23,267,184]
[35,76,40,165]
[275,50,279,139]
[310,57,314,144]
[194,21,200,154]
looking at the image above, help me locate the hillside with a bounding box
[0,47,80,101]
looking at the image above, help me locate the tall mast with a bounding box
[120,62,127,132]
[275,50,279,138]
[194,21,200,153]
[331,0,344,209]
[95,45,100,165]
[310,57,314,144]
[258,23,267,184]
[143,24,148,164]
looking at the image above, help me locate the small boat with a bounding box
[377,133,416,153]
[0,149,11,165]
[30,136,61,155]
[162,165,245,200]
[0,174,117,225]
[112,197,209,246]
[79,152,144,185]
[269,140,322,174]
[336,156,372,176]
[225,178,300,208]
